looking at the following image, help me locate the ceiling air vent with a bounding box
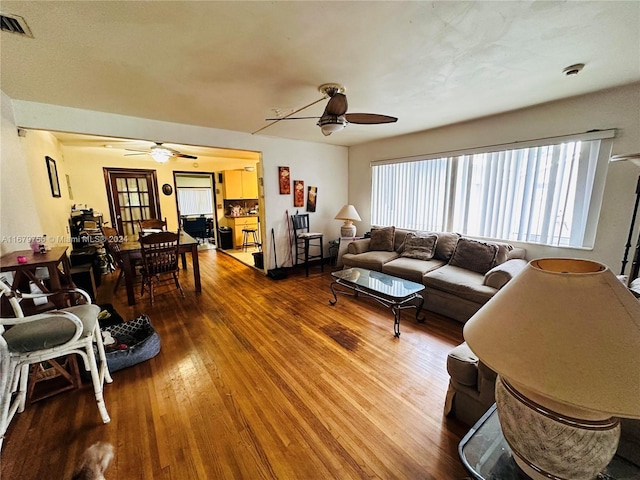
[0,13,33,38]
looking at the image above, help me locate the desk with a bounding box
[119,231,201,305]
[459,404,640,480]
[0,247,74,309]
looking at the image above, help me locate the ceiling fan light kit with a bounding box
[318,115,347,136]
[150,147,172,163]
[124,142,198,162]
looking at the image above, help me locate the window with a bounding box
[371,130,614,248]
[175,174,214,216]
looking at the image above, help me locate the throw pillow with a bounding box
[449,238,499,274]
[369,226,395,251]
[400,234,438,260]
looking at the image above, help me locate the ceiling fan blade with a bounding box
[124,152,147,156]
[177,154,198,159]
[264,116,321,121]
[125,148,148,153]
[345,113,398,124]
[324,93,348,116]
[253,96,326,134]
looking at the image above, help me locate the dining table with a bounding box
[119,231,201,305]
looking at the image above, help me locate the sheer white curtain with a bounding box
[371,132,613,248]
[177,188,213,216]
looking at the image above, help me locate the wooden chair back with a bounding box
[139,232,180,276]
[101,226,124,267]
[138,218,167,233]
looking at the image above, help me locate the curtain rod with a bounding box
[371,129,616,166]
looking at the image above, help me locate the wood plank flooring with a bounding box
[1,250,470,479]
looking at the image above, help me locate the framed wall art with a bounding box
[307,186,317,212]
[278,166,291,194]
[293,180,304,207]
[46,156,61,198]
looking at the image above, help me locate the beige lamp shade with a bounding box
[334,204,362,222]
[464,258,640,418]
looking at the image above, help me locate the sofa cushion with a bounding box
[449,238,498,274]
[341,250,399,271]
[369,226,395,251]
[434,232,460,261]
[400,233,438,260]
[493,241,514,265]
[424,265,497,304]
[382,257,445,284]
[393,228,414,252]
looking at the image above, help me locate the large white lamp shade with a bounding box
[464,258,640,480]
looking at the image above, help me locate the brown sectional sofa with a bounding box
[341,227,527,323]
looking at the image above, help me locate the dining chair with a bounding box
[291,214,324,277]
[139,231,184,305]
[101,225,129,294]
[0,280,112,456]
[138,217,167,233]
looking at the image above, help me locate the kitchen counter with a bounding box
[225,214,259,218]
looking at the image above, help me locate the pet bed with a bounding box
[101,315,161,372]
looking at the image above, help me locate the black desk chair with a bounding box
[291,214,323,277]
[181,216,207,242]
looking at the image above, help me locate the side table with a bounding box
[459,404,640,480]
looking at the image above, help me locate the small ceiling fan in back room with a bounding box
[254,83,398,136]
[125,142,198,163]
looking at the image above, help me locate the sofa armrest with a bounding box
[477,361,497,406]
[347,238,371,254]
[484,258,528,289]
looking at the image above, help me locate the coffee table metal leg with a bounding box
[392,305,401,338]
[329,281,339,305]
[415,294,425,323]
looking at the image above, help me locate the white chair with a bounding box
[0,279,112,456]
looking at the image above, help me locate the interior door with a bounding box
[104,168,161,237]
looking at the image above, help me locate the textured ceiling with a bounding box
[1,1,639,149]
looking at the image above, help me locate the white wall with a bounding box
[349,83,640,272]
[0,92,43,255]
[5,97,349,269]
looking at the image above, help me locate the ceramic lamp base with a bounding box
[496,377,620,480]
[340,223,356,237]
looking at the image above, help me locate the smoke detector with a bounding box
[563,63,585,76]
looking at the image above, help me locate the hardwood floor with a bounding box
[1,250,470,479]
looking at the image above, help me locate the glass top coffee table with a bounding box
[459,404,640,480]
[329,267,425,337]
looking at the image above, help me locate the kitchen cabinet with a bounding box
[223,169,258,199]
[229,217,259,248]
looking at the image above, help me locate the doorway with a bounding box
[173,172,217,246]
[103,168,160,237]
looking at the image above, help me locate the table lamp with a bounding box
[334,204,361,237]
[464,258,640,480]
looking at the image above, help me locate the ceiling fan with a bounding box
[255,83,398,136]
[125,142,198,163]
